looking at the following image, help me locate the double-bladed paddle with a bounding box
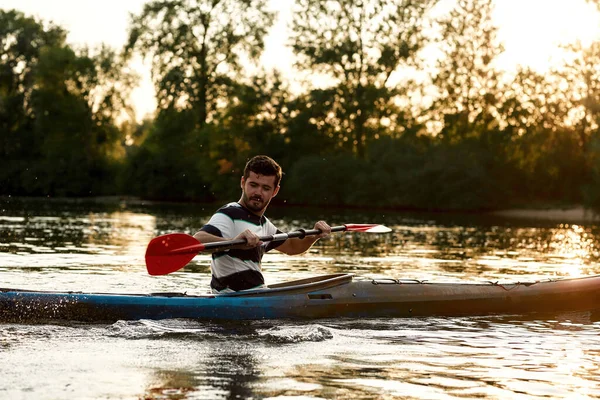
[145,223,391,276]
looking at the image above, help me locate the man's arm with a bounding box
[275,220,331,256]
[193,229,262,251]
[193,231,225,245]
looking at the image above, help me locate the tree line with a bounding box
[2,0,600,211]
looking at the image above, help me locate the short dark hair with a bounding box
[244,155,283,186]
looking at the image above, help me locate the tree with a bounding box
[0,10,66,193]
[559,40,600,210]
[290,0,434,158]
[126,0,275,129]
[558,41,600,146]
[429,0,504,141]
[202,71,293,200]
[0,9,133,196]
[32,45,134,195]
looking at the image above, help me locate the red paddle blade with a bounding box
[145,233,205,276]
[344,224,392,233]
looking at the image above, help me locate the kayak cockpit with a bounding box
[217,273,353,297]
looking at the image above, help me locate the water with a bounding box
[1,197,600,399]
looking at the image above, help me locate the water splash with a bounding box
[257,324,334,344]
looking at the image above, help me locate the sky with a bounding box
[1,0,599,121]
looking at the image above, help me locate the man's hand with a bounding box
[314,220,331,239]
[234,229,262,249]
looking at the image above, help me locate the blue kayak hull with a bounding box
[2,274,600,322]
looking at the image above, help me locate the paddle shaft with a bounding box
[171,225,348,255]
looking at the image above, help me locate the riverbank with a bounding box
[3,196,600,224]
[491,206,600,223]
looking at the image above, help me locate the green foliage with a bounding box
[583,134,600,211]
[515,128,588,204]
[284,155,367,206]
[122,107,215,201]
[201,73,293,200]
[0,10,66,194]
[283,136,503,211]
[0,9,132,197]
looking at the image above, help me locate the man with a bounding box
[194,155,331,293]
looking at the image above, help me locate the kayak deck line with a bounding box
[1,273,599,322]
[370,278,545,290]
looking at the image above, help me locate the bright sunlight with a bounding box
[494,0,600,72]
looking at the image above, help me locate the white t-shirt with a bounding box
[199,202,283,291]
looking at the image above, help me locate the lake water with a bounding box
[1,197,600,399]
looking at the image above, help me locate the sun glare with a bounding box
[493,0,600,72]
[549,224,595,277]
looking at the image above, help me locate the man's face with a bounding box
[240,172,279,214]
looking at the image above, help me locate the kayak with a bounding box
[1,273,600,323]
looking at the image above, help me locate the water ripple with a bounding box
[3,199,600,399]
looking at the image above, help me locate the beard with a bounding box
[241,192,268,214]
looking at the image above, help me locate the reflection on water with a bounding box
[0,210,155,256]
[1,197,600,399]
[143,350,260,400]
[3,198,600,284]
[84,316,599,400]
